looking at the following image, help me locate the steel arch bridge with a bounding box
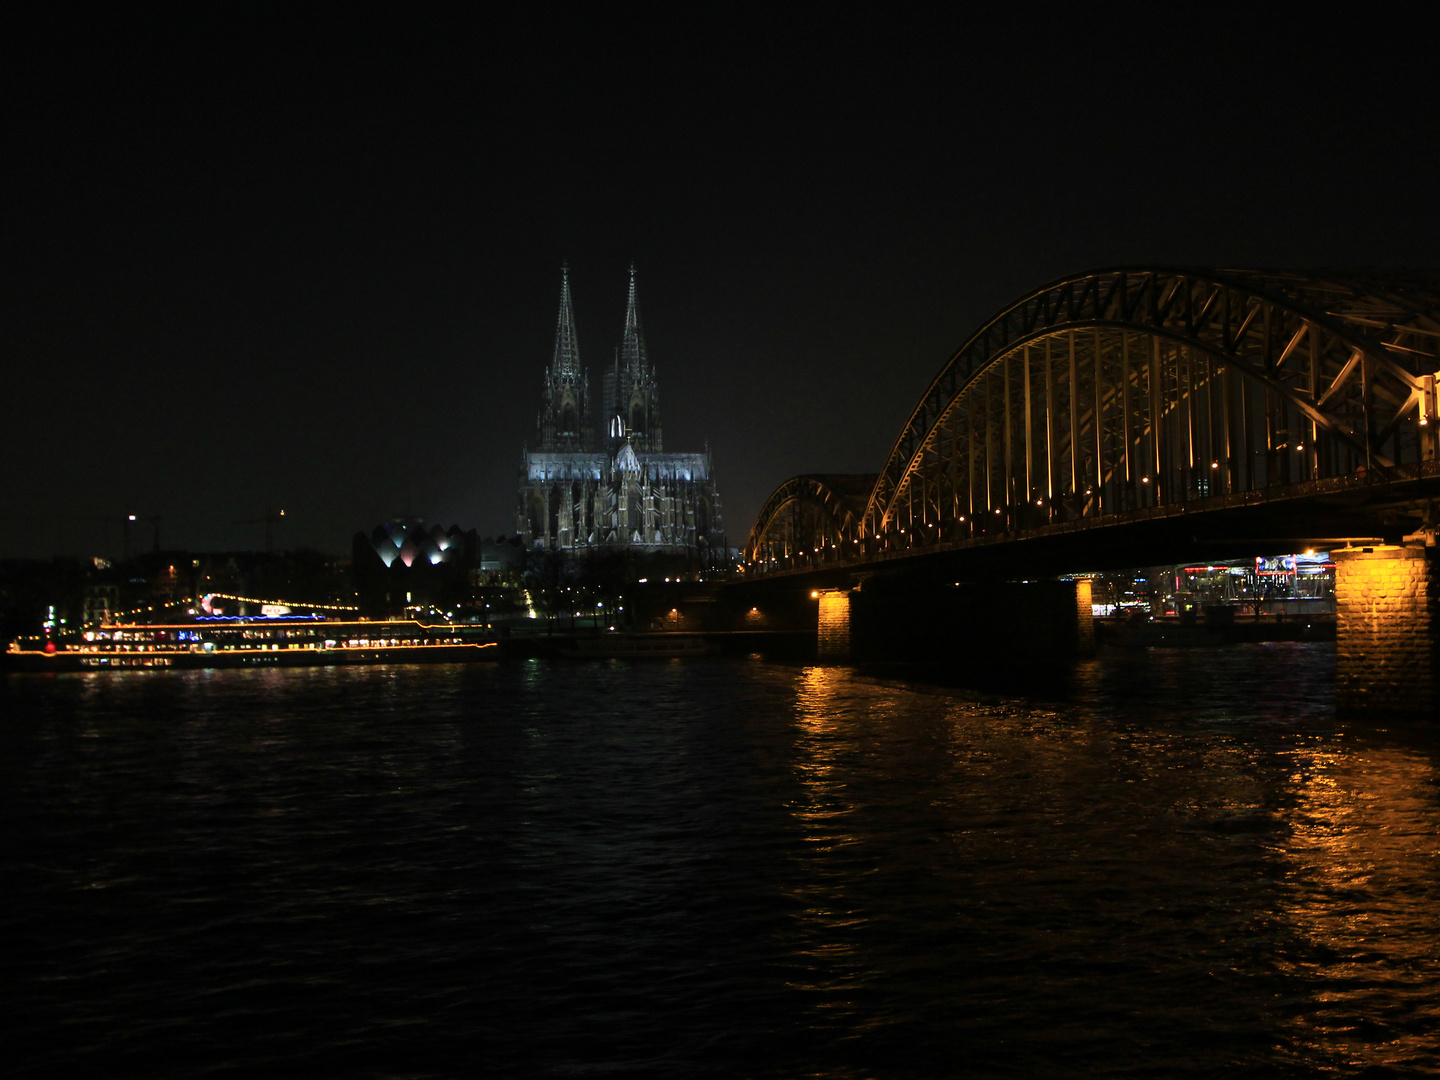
[746,267,1440,572]
[746,474,876,567]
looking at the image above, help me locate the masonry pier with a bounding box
[815,589,852,662]
[1333,545,1439,716]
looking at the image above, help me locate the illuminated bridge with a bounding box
[739,268,1440,715]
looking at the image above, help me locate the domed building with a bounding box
[352,519,479,617]
[517,266,726,571]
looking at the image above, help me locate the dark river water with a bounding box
[3,644,1439,1077]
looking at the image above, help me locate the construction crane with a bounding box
[235,509,286,553]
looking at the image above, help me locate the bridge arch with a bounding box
[745,474,876,567]
[863,268,1440,540]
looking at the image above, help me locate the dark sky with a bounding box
[5,9,1437,559]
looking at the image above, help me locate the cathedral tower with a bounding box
[536,265,592,451]
[601,265,663,452]
[518,264,724,569]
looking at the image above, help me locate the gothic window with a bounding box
[696,497,710,537]
[562,402,577,434]
[548,488,561,541]
[628,488,641,534]
[631,402,646,434]
[528,496,546,543]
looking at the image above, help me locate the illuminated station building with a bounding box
[517,266,726,569]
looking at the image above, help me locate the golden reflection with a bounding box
[1276,738,1440,1070]
[783,668,892,1013]
[775,655,1440,1064]
[795,664,846,726]
[791,664,856,811]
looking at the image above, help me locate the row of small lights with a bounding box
[752,447,1435,565]
[746,458,1275,563]
[752,449,1363,562]
[101,592,358,626]
[204,592,359,613]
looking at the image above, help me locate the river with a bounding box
[3,644,1438,1076]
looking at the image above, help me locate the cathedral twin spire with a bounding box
[537,263,591,450]
[519,264,723,559]
[538,264,661,454]
[619,265,647,373]
[552,264,581,377]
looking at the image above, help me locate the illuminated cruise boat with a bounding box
[6,614,498,671]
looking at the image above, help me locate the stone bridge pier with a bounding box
[1333,544,1439,716]
[815,589,853,663]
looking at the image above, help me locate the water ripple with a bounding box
[3,645,1438,1077]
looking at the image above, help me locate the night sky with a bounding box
[6,9,1437,559]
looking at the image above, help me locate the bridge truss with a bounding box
[746,268,1440,569]
[746,474,875,567]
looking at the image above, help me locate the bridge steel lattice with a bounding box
[746,474,875,569]
[746,268,1440,571]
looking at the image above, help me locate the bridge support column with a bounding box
[1073,577,1096,656]
[1333,545,1439,717]
[815,589,852,663]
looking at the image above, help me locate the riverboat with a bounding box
[5,616,499,671]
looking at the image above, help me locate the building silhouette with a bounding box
[517,265,725,567]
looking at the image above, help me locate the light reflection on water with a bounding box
[1277,741,1440,1072]
[2,644,1439,1077]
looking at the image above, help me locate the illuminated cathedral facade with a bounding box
[517,266,725,565]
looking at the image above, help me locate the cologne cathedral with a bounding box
[517,266,726,565]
